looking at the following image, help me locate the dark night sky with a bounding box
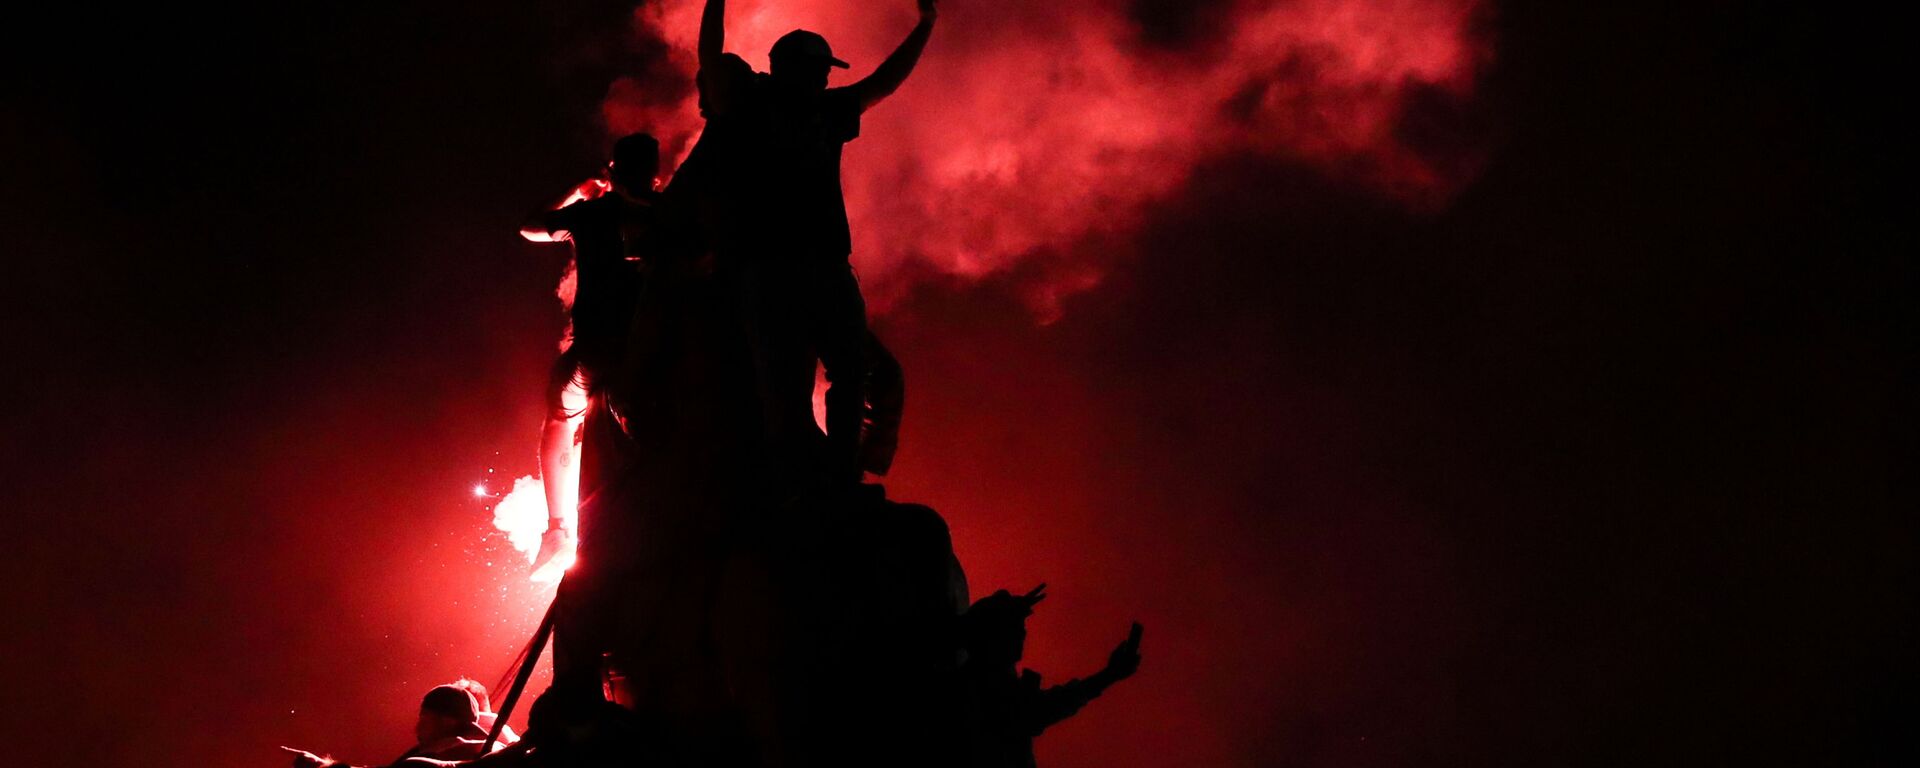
[1,1,1908,766]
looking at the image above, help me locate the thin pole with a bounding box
[484,598,558,753]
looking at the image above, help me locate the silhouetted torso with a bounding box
[549,192,660,364]
[760,85,862,259]
[694,60,864,260]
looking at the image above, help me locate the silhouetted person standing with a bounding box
[519,133,663,575]
[519,133,665,667]
[959,587,1144,768]
[689,0,938,487]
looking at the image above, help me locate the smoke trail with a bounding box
[490,473,578,583]
[604,0,1489,309]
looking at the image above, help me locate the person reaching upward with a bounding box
[686,0,938,487]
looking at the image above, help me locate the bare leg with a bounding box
[534,357,589,577]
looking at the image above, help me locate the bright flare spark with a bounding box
[489,378,587,584]
[491,471,578,584]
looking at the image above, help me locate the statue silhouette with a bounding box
[288,2,1148,765]
[960,587,1144,768]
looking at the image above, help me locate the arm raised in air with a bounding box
[844,0,938,111]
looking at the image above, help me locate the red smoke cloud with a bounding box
[604,0,1489,314]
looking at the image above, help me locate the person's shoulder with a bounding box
[699,53,766,116]
[823,87,865,135]
[618,193,661,220]
[576,195,623,215]
[825,86,862,108]
[700,53,759,86]
[824,87,867,126]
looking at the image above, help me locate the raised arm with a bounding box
[520,178,609,242]
[520,210,567,243]
[846,0,938,111]
[1028,623,1143,732]
[699,0,726,71]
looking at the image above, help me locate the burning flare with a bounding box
[490,381,588,584]
[490,472,576,584]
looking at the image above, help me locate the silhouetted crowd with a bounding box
[287,2,1142,766]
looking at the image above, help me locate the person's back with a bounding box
[670,52,771,258]
[539,186,660,380]
[755,59,865,262]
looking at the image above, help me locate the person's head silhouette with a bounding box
[609,133,660,195]
[768,29,849,92]
[415,684,483,745]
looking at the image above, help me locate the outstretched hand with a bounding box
[918,0,937,22]
[1105,622,1144,680]
[281,746,332,768]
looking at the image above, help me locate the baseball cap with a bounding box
[770,29,850,69]
[420,685,480,723]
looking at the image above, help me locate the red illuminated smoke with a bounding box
[604,0,1489,313]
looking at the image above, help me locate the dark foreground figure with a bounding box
[292,0,1142,765]
[960,588,1144,768]
[285,684,493,767]
[675,0,937,487]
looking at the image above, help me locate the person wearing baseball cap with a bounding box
[674,0,939,488]
[282,683,493,767]
[768,28,850,71]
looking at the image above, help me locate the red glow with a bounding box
[489,472,577,584]
[605,0,1488,311]
[489,373,588,585]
